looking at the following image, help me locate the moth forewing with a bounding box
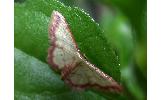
[48,11,79,71]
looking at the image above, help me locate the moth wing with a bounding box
[48,11,79,70]
[48,11,122,92]
[64,61,122,92]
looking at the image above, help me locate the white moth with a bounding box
[48,11,122,92]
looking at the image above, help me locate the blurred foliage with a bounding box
[14,0,147,100]
[98,1,147,100]
[15,48,106,100]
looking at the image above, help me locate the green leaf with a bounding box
[14,0,121,99]
[15,48,106,100]
[15,0,120,82]
[15,4,49,62]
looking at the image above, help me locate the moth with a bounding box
[48,11,122,92]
